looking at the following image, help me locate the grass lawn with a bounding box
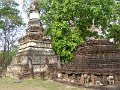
[0,77,90,90]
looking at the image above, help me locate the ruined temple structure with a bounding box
[56,21,120,86]
[58,39,120,86]
[7,1,58,78]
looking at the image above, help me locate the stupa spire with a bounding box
[29,0,40,19]
[26,0,43,36]
[92,19,95,25]
[89,19,99,32]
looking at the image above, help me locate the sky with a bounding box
[13,0,28,41]
[15,0,28,23]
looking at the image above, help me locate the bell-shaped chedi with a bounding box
[7,1,58,79]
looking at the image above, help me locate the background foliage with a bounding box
[0,0,23,67]
[39,0,120,62]
[0,46,18,67]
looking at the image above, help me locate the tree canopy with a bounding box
[107,1,120,45]
[38,0,120,63]
[0,0,23,67]
[0,0,23,29]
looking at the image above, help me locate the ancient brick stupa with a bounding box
[7,1,58,78]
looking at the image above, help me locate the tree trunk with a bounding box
[7,39,10,65]
[6,28,11,66]
[2,29,7,68]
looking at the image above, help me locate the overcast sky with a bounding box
[15,0,28,23]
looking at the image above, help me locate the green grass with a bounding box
[0,77,88,90]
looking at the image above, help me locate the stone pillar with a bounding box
[102,75,107,85]
[91,74,97,85]
[28,58,34,78]
[73,73,76,81]
[80,74,84,84]
[65,73,68,81]
[115,74,118,83]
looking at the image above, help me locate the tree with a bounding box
[0,51,3,67]
[0,0,23,67]
[108,24,120,45]
[107,1,120,45]
[0,46,18,67]
[39,0,119,62]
